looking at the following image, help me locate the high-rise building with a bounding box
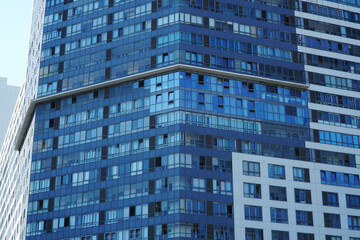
[0,0,44,238]
[0,0,360,239]
[0,77,20,148]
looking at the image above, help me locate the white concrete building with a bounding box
[233,153,360,240]
[0,77,20,148]
[0,0,44,239]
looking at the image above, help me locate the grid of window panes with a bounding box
[26,0,360,238]
[240,159,360,239]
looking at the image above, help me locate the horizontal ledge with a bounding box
[14,64,309,151]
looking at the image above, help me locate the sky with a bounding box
[0,1,34,87]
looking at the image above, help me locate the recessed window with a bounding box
[348,215,360,230]
[324,213,341,229]
[243,183,261,198]
[245,228,263,240]
[244,205,262,221]
[243,161,260,176]
[268,164,285,179]
[272,230,289,240]
[293,167,310,182]
[297,233,314,240]
[323,192,339,207]
[295,189,311,204]
[269,185,287,201]
[296,210,313,226]
[326,236,342,240]
[346,194,360,209]
[270,208,288,224]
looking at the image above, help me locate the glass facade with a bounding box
[13,0,360,239]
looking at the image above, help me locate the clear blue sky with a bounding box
[0,1,34,87]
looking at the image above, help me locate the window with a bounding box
[290,89,301,97]
[272,230,289,240]
[318,130,360,148]
[198,93,205,104]
[244,183,261,198]
[193,178,205,192]
[269,186,287,201]
[130,161,143,176]
[245,228,263,240]
[297,233,314,240]
[217,96,224,108]
[156,94,162,103]
[326,236,342,240]
[81,237,93,240]
[323,192,339,207]
[294,189,311,204]
[268,164,285,179]
[243,161,260,176]
[324,213,341,229]
[104,232,116,240]
[266,85,278,93]
[321,170,360,188]
[129,228,141,239]
[285,106,297,116]
[296,210,313,226]
[168,91,174,103]
[270,208,288,224]
[348,215,360,230]
[346,194,360,209]
[293,167,310,182]
[244,205,262,221]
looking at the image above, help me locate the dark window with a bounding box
[217,96,224,108]
[266,85,278,93]
[296,210,313,226]
[269,186,287,201]
[285,106,297,116]
[272,230,289,240]
[129,206,136,216]
[245,228,263,240]
[326,236,342,240]
[290,89,302,97]
[346,194,360,209]
[270,208,288,224]
[297,233,314,240]
[324,213,341,228]
[64,217,70,227]
[323,192,339,207]
[295,189,312,204]
[49,119,54,128]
